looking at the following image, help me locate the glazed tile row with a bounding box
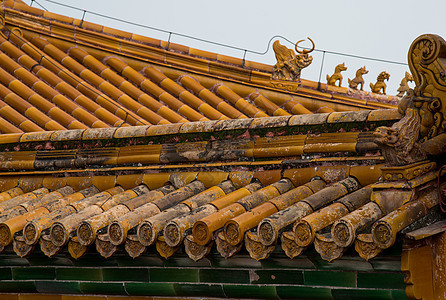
[0,109,400,171]
[0,162,438,266]
[0,251,406,299]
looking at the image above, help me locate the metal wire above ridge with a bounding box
[30,0,408,67]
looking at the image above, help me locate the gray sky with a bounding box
[23,0,446,95]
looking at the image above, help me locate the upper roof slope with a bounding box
[0,0,396,134]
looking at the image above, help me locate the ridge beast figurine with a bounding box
[327,62,347,87]
[348,66,368,90]
[272,37,315,81]
[370,71,390,94]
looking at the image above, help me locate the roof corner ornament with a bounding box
[374,90,427,166]
[326,63,347,87]
[396,71,414,97]
[374,34,446,166]
[370,71,390,95]
[272,37,314,82]
[348,66,368,91]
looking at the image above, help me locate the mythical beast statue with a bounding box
[272,37,315,81]
[374,90,427,165]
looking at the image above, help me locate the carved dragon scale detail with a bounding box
[374,34,446,166]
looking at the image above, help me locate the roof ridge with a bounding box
[0,108,401,145]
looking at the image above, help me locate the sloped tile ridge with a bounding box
[0,109,401,145]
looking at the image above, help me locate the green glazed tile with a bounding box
[305,270,356,287]
[174,283,225,298]
[223,284,278,299]
[35,280,81,294]
[331,288,393,300]
[163,257,211,268]
[369,257,402,272]
[260,257,316,269]
[116,256,164,267]
[276,285,334,299]
[199,268,250,284]
[102,267,149,281]
[26,255,74,266]
[12,266,55,280]
[251,269,304,285]
[125,282,176,296]
[71,254,119,267]
[210,256,262,269]
[0,281,37,293]
[392,289,410,300]
[309,256,373,272]
[56,267,102,281]
[357,272,405,290]
[0,255,29,266]
[150,268,199,282]
[79,282,126,295]
[0,268,12,280]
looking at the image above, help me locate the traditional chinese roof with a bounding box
[0,1,444,299]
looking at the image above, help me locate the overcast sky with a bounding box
[23,0,446,95]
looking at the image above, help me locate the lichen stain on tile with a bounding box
[249,269,260,282]
[317,167,348,183]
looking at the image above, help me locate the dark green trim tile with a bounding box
[0,268,12,280]
[276,285,334,299]
[163,257,211,267]
[0,281,37,293]
[116,256,164,267]
[71,254,119,267]
[310,256,373,272]
[35,280,81,294]
[251,269,304,285]
[174,283,225,298]
[125,282,176,296]
[150,268,199,282]
[26,255,74,266]
[261,257,316,269]
[0,255,29,266]
[305,270,356,288]
[369,257,402,272]
[392,289,410,300]
[12,267,55,280]
[332,288,393,300]
[357,272,405,290]
[56,267,102,281]
[102,267,149,282]
[199,268,250,284]
[79,282,126,295]
[210,256,262,269]
[223,284,278,299]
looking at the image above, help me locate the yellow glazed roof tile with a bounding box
[0,0,398,133]
[0,0,433,269]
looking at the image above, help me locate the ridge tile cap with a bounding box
[288,113,330,126]
[50,129,85,141]
[20,131,54,143]
[146,123,183,136]
[113,125,151,139]
[82,127,117,140]
[250,116,291,129]
[214,118,253,132]
[327,110,371,123]
[179,120,218,134]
